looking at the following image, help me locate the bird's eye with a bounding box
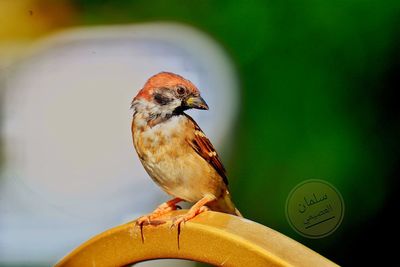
[176,86,186,95]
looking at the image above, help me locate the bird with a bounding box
[131,72,241,227]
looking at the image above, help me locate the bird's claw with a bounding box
[170,215,186,229]
[171,205,210,229]
[136,215,150,226]
[135,215,167,243]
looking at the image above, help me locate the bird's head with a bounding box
[132,72,208,118]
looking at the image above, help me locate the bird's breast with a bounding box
[132,116,188,187]
[131,115,220,202]
[133,116,186,161]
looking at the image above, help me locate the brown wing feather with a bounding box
[184,114,229,186]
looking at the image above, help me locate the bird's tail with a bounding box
[208,190,243,217]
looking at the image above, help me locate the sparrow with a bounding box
[131,72,241,227]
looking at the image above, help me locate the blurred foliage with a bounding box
[2,0,400,264]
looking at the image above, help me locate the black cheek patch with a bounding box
[154,93,172,105]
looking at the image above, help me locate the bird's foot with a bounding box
[172,205,210,228]
[135,198,182,243]
[171,195,215,229]
[136,215,166,227]
[135,215,165,244]
[136,197,183,227]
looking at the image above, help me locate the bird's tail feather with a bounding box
[208,190,243,217]
[234,207,243,217]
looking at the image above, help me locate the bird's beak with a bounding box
[185,95,209,110]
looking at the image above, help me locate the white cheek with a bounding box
[133,97,182,120]
[158,99,181,116]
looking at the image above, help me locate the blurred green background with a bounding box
[1,0,400,265]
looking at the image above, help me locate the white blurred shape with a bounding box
[0,23,238,265]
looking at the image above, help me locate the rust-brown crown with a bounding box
[134,72,200,101]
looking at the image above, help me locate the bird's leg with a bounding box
[172,195,215,228]
[151,197,183,217]
[136,197,183,226]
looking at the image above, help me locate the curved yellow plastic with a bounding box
[55,210,338,267]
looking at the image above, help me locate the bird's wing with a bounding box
[184,114,228,186]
